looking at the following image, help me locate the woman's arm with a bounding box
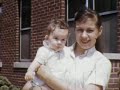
[37,65,73,90]
[85,84,103,90]
[37,65,103,90]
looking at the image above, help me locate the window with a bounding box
[0,3,2,14]
[67,0,117,20]
[67,0,118,53]
[68,0,86,20]
[19,0,31,61]
[95,0,117,13]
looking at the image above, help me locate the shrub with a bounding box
[0,76,20,90]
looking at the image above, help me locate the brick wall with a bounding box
[31,0,66,59]
[0,0,25,87]
[106,60,120,90]
[0,0,66,88]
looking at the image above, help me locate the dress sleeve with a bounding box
[85,58,112,88]
[34,47,49,65]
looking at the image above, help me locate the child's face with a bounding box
[48,27,68,51]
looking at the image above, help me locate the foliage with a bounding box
[0,76,21,90]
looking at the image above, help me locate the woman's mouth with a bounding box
[81,40,89,44]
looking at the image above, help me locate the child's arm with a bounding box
[25,47,49,81]
[25,60,41,81]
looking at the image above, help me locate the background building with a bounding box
[0,0,120,89]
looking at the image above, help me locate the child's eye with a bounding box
[54,37,58,40]
[62,39,65,41]
[76,29,83,32]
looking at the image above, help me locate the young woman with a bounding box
[37,8,112,90]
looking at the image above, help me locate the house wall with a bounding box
[0,0,66,88]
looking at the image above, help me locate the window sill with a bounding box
[13,62,31,68]
[0,62,2,67]
[13,53,120,68]
[103,53,120,60]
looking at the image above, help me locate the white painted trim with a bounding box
[13,62,31,68]
[99,11,118,16]
[86,0,88,8]
[93,0,95,10]
[21,27,31,31]
[103,53,120,60]
[13,53,120,68]
[68,11,118,22]
[0,62,2,67]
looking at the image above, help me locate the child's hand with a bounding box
[24,71,35,81]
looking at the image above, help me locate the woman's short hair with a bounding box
[74,7,102,29]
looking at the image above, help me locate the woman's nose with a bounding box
[81,31,88,38]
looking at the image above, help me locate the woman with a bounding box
[37,8,112,90]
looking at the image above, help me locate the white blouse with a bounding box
[64,45,112,89]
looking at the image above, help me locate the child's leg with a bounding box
[32,85,52,90]
[22,81,32,90]
[32,86,42,90]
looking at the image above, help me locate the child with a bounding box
[22,18,69,90]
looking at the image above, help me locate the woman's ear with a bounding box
[98,26,103,37]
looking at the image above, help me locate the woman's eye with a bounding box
[87,29,94,33]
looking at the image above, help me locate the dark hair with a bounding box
[47,18,69,35]
[74,7,102,29]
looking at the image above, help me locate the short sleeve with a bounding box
[34,47,49,65]
[85,58,112,88]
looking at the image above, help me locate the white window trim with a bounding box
[103,53,120,60]
[99,10,118,16]
[67,10,118,22]
[21,27,31,31]
[19,0,31,60]
[13,53,120,68]
[13,62,31,68]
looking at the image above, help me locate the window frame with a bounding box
[67,0,118,21]
[19,0,31,61]
[14,0,32,68]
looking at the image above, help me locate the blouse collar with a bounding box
[70,43,96,58]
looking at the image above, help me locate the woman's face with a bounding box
[75,18,102,50]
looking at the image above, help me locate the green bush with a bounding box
[0,76,21,90]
